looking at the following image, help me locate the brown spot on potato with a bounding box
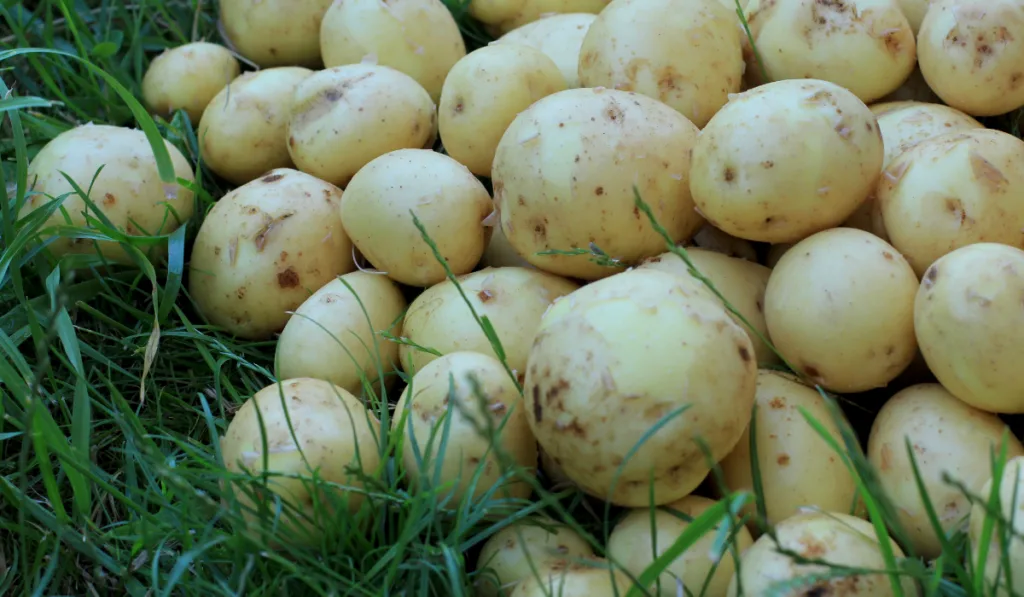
[453,100,464,114]
[803,364,821,379]
[769,396,786,409]
[288,135,296,147]
[724,167,735,182]
[103,193,116,206]
[882,251,894,260]
[477,289,495,302]
[262,173,284,183]
[532,386,543,422]
[280,251,289,261]
[254,212,295,251]
[605,103,624,122]
[277,267,300,288]
[797,533,828,558]
[969,150,1009,192]
[738,345,751,362]
[595,186,604,196]
[761,161,774,169]
[236,287,247,299]
[776,453,791,466]
[533,222,547,240]
[923,265,939,288]
[559,419,586,438]
[633,205,641,219]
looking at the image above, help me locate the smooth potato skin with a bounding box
[914,244,1024,414]
[188,169,355,340]
[475,520,595,597]
[496,13,596,88]
[969,456,1024,597]
[220,0,333,67]
[142,42,240,123]
[509,562,633,597]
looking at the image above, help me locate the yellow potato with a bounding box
[439,44,566,176]
[509,560,633,597]
[392,352,537,503]
[475,518,595,597]
[867,383,1024,559]
[319,0,466,102]
[199,67,314,186]
[19,124,195,266]
[969,456,1024,597]
[495,13,597,88]
[914,243,1024,414]
[339,149,493,287]
[494,0,610,35]
[876,129,1024,278]
[142,42,240,124]
[689,224,759,262]
[524,268,757,507]
[690,79,884,244]
[287,65,437,188]
[219,0,333,67]
[918,0,1024,116]
[470,0,526,25]
[188,169,355,340]
[492,87,703,281]
[764,227,919,393]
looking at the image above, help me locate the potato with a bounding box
[690,79,884,244]
[540,448,574,487]
[319,0,466,102]
[188,169,355,340]
[636,248,779,366]
[896,0,935,34]
[219,0,333,67]
[439,45,566,176]
[764,227,919,393]
[220,378,381,546]
[492,87,703,281]
[470,0,526,25]
[198,67,313,186]
[275,271,407,395]
[480,223,535,269]
[689,224,759,262]
[495,13,597,88]
[718,370,860,528]
[726,511,917,597]
[338,149,493,287]
[19,123,195,266]
[876,129,1024,278]
[142,42,240,124]
[744,0,916,104]
[866,383,1024,559]
[287,65,437,187]
[399,266,579,376]
[509,560,633,597]
[969,456,1024,597]
[392,352,537,503]
[914,243,1024,414]
[493,0,610,35]
[608,495,754,597]
[525,268,757,507]
[475,518,595,597]
[577,0,742,128]
[918,0,1024,117]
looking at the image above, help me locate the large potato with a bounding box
[918,0,1024,117]
[577,0,743,128]
[188,169,355,340]
[199,67,314,186]
[492,87,703,281]
[608,495,753,597]
[475,518,595,597]
[968,456,1024,597]
[275,271,407,395]
[493,0,610,35]
[399,266,579,377]
[690,79,883,244]
[142,42,240,124]
[19,124,195,266]
[866,383,1024,559]
[876,129,1024,277]
[287,65,437,187]
[509,560,633,597]
[319,0,466,102]
[393,352,537,503]
[338,149,493,287]
[914,243,1024,414]
[439,44,566,177]
[220,0,333,67]
[525,268,757,507]
[764,227,919,393]
[496,13,597,88]
[220,378,381,546]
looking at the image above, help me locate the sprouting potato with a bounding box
[475,518,595,597]
[219,0,334,67]
[509,560,633,597]
[968,456,1024,597]
[495,13,597,88]
[142,42,240,124]
[493,0,610,35]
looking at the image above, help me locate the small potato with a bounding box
[915,243,1024,414]
[577,0,743,128]
[275,271,407,395]
[439,44,566,177]
[19,124,195,266]
[918,0,1024,117]
[969,456,1024,597]
[220,378,381,546]
[339,149,493,287]
[496,13,597,88]
[399,266,579,376]
[493,87,703,281]
[220,0,333,67]
[510,560,633,597]
[392,352,537,503]
[764,228,919,393]
[188,169,355,340]
[745,0,916,104]
[689,224,759,262]
[867,383,1024,559]
[876,129,1024,277]
[475,519,595,597]
[608,495,754,597]
[493,0,610,35]
[142,42,240,123]
[320,0,466,102]
[480,223,535,269]
[690,79,884,244]
[287,65,436,188]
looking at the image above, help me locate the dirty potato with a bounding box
[496,13,597,87]
[142,42,240,123]
[475,518,595,597]
[219,0,334,67]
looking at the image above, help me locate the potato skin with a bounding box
[220,0,333,67]
[480,223,535,269]
[142,42,240,123]
[493,0,610,35]
[492,87,703,281]
[915,243,1024,414]
[509,561,633,597]
[188,168,355,340]
[19,124,195,266]
[199,67,314,186]
[525,268,757,507]
[867,383,1024,559]
[496,13,597,88]
[475,519,595,597]
[969,456,1024,597]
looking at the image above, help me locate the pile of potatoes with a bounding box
[16,0,1024,594]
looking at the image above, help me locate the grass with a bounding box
[2,0,1024,596]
